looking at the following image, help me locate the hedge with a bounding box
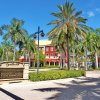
[29,70,85,81]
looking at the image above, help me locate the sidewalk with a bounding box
[0,75,100,100]
[29,68,59,72]
[86,70,100,77]
[0,71,100,100]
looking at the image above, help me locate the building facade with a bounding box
[35,40,65,66]
[19,40,100,68]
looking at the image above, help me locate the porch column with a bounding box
[59,62,60,66]
[54,62,55,66]
[33,62,35,67]
[49,62,50,66]
[44,62,45,66]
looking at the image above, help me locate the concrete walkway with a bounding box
[29,68,59,72]
[0,71,100,100]
[86,71,100,77]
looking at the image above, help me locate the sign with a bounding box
[0,68,24,79]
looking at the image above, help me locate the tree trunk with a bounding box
[25,53,28,62]
[60,49,63,69]
[2,48,4,61]
[66,36,70,70]
[82,56,85,66]
[85,49,88,70]
[13,42,16,61]
[72,49,75,65]
[6,52,8,61]
[28,52,31,68]
[95,52,98,69]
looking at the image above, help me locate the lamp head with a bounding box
[41,31,45,37]
[33,34,37,39]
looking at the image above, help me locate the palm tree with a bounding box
[91,29,100,68]
[70,39,79,69]
[51,33,67,69]
[77,29,100,69]
[1,18,27,61]
[77,32,93,70]
[48,1,88,70]
[22,35,36,65]
[1,41,13,61]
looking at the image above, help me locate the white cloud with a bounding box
[87,11,95,17]
[96,8,100,13]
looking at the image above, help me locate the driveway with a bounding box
[0,71,100,100]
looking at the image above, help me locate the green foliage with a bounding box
[0,40,13,61]
[23,36,35,54]
[1,18,28,61]
[48,1,88,70]
[29,70,85,81]
[35,50,45,63]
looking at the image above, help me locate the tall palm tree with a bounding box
[1,18,27,61]
[22,36,36,64]
[77,29,100,69]
[77,32,93,70]
[91,29,100,68]
[48,2,88,70]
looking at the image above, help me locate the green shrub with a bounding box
[29,70,85,81]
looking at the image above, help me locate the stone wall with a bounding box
[0,61,29,80]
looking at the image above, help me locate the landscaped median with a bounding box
[29,70,85,81]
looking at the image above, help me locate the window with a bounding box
[50,53,53,56]
[55,53,58,57]
[50,47,53,51]
[46,53,49,58]
[46,54,49,56]
[46,47,49,51]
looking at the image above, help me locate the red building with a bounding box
[19,40,100,67]
[35,40,67,66]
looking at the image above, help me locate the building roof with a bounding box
[35,40,52,46]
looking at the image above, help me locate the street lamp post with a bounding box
[33,26,45,73]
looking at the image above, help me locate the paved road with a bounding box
[0,71,100,100]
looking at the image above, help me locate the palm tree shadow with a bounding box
[0,88,24,100]
[33,77,100,100]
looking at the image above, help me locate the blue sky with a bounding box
[0,0,100,41]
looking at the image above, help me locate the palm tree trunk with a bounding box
[2,48,4,61]
[28,52,31,68]
[13,42,16,61]
[60,49,63,69]
[72,49,75,65]
[72,49,78,70]
[85,49,88,70]
[95,52,98,69]
[82,56,85,66]
[67,36,70,70]
[6,52,8,61]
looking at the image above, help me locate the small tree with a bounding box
[1,41,13,61]
[35,50,45,66]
